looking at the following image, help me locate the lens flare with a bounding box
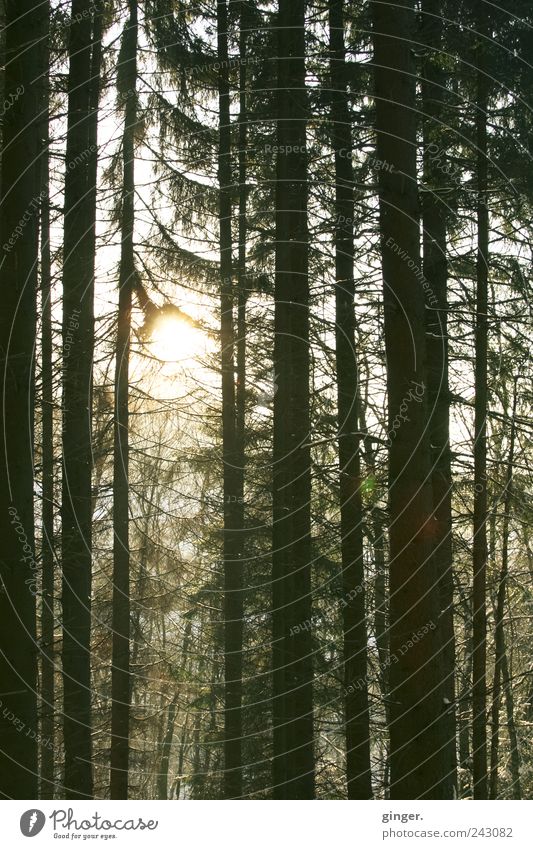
[150,314,203,364]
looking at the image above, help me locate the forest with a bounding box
[0,0,532,802]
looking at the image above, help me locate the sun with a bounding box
[150,314,205,365]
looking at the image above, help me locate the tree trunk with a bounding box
[39,0,55,799]
[272,0,315,799]
[372,0,447,798]
[236,0,249,470]
[360,395,390,790]
[232,0,251,795]
[157,620,191,798]
[421,0,457,798]
[61,0,97,799]
[173,716,190,800]
[329,0,372,800]
[489,379,518,799]
[88,1,103,259]
[501,650,521,799]
[217,0,244,800]
[110,0,137,800]
[472,13,490,801]
[0,0,5,181]
[458,643,472,798]
[0,0,44,800]
[157,695,179,799]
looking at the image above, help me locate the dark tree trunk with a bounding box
[372,0,448,798]
[0,0,5,178]
[489,380,520,799]
[217,0,244,799]
[236,0,250,515]
[173,718,190,800]
[88,1,103,257]
[157,695,178,799]
[39,0,55,799]
[328,0,372,800]
[360,383,390,732]
[458,644,472,798]
[156,621,191,798]
[61,0,97,799]
[0,0,44,800]
[110,0,137,800]
[272,0,315,800]
[501,651,521,799]
[421,0,457,798]
[236,1,249,467]
[472,14,490,801]
[231,0,250,795]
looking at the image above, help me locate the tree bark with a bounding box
[489,379,519,799]
[272,0,315,799]
[0,0,5,182]
[421,0,457,798]
[0,0,44,800]
[372,0,448,798]
[61,0,97,799]
[472,13,490,801]
[501,650,521,799]
[236,1,249,508]
[217,0,244,799]
[110,0,137,800]
[360,394,390,784]
[157,695,178,799]
[39,0,55,799]
[329,0,372,800]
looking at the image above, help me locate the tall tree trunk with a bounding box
[157,695,178,799]
[0,0,44,800]
[156,620,192,798]
[88,2,103,258]
[0,0,5,181]
[40,0,55,799]
[501,650,521,799]
[236,2,249,507]
[458,641,472,798]
[372,0,447,798]
[231,0,251,795]
[236,0,249,468]
[61,0,97,799]
[173,717,190,800]
[472,12,490,801]
[328,0,372,800]
[489,379,519,799]
[421,0,457,798]
[110,0,137,800]
[272,0,314,799]
[217,0,244,799]
[360,393,390,785]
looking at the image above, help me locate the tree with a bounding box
[217,0,244,799]
[61,0,98,799]
[0,0,45,800]
[420,0,457,797]
[328,0,372,799]
[39,0,55,800]
[489,378,520,799]
[372,0,448,798]
[110,0,138,801]
[272,0,315,800]
[472,8,490,801]
[0,0,531,804]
